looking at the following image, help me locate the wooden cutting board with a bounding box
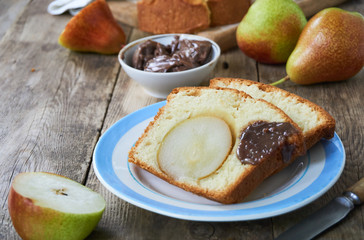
[109,0,349,52]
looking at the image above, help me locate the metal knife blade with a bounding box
[275,178,364,240]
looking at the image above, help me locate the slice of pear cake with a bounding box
[128,87,305,204]
[210,78,335,149]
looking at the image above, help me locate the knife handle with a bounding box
[345,177,364,205]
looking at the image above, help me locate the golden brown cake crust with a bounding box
[210,78,336,149]
[136,0,250,33]
[137,0,210,34]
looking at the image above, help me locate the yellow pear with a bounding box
[285,8,364,85]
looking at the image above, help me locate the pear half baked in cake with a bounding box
[128,87,305,204]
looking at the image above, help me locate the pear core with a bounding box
[158,116,232,180]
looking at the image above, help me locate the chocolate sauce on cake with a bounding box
[237,121,299,165]
[132,36,212,72]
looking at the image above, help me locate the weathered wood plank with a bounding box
[0,5,71,238]
[210,48,257,82]
[0,1,133,239]
[0,0,30,41]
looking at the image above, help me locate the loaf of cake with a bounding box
[128,87,305,204]
[137,0,250,34]
[209,78,336,149]
[137,0,210,34]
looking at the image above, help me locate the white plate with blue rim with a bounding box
[93,101,345,221]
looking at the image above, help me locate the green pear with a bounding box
[236,0,307,64]
[285,8,364,85]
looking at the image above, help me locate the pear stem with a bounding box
[270,75,290,86]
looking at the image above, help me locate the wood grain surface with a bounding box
[0,0,363,239]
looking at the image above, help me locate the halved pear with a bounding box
[8,172,106,240]
[58,0,126,54]
[158,116,232,180]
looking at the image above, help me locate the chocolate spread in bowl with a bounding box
[132,36,212,72]
[237,121,299,165]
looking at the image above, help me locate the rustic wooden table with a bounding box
[1,0,363,239]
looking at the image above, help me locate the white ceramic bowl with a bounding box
[118,34,221,98]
